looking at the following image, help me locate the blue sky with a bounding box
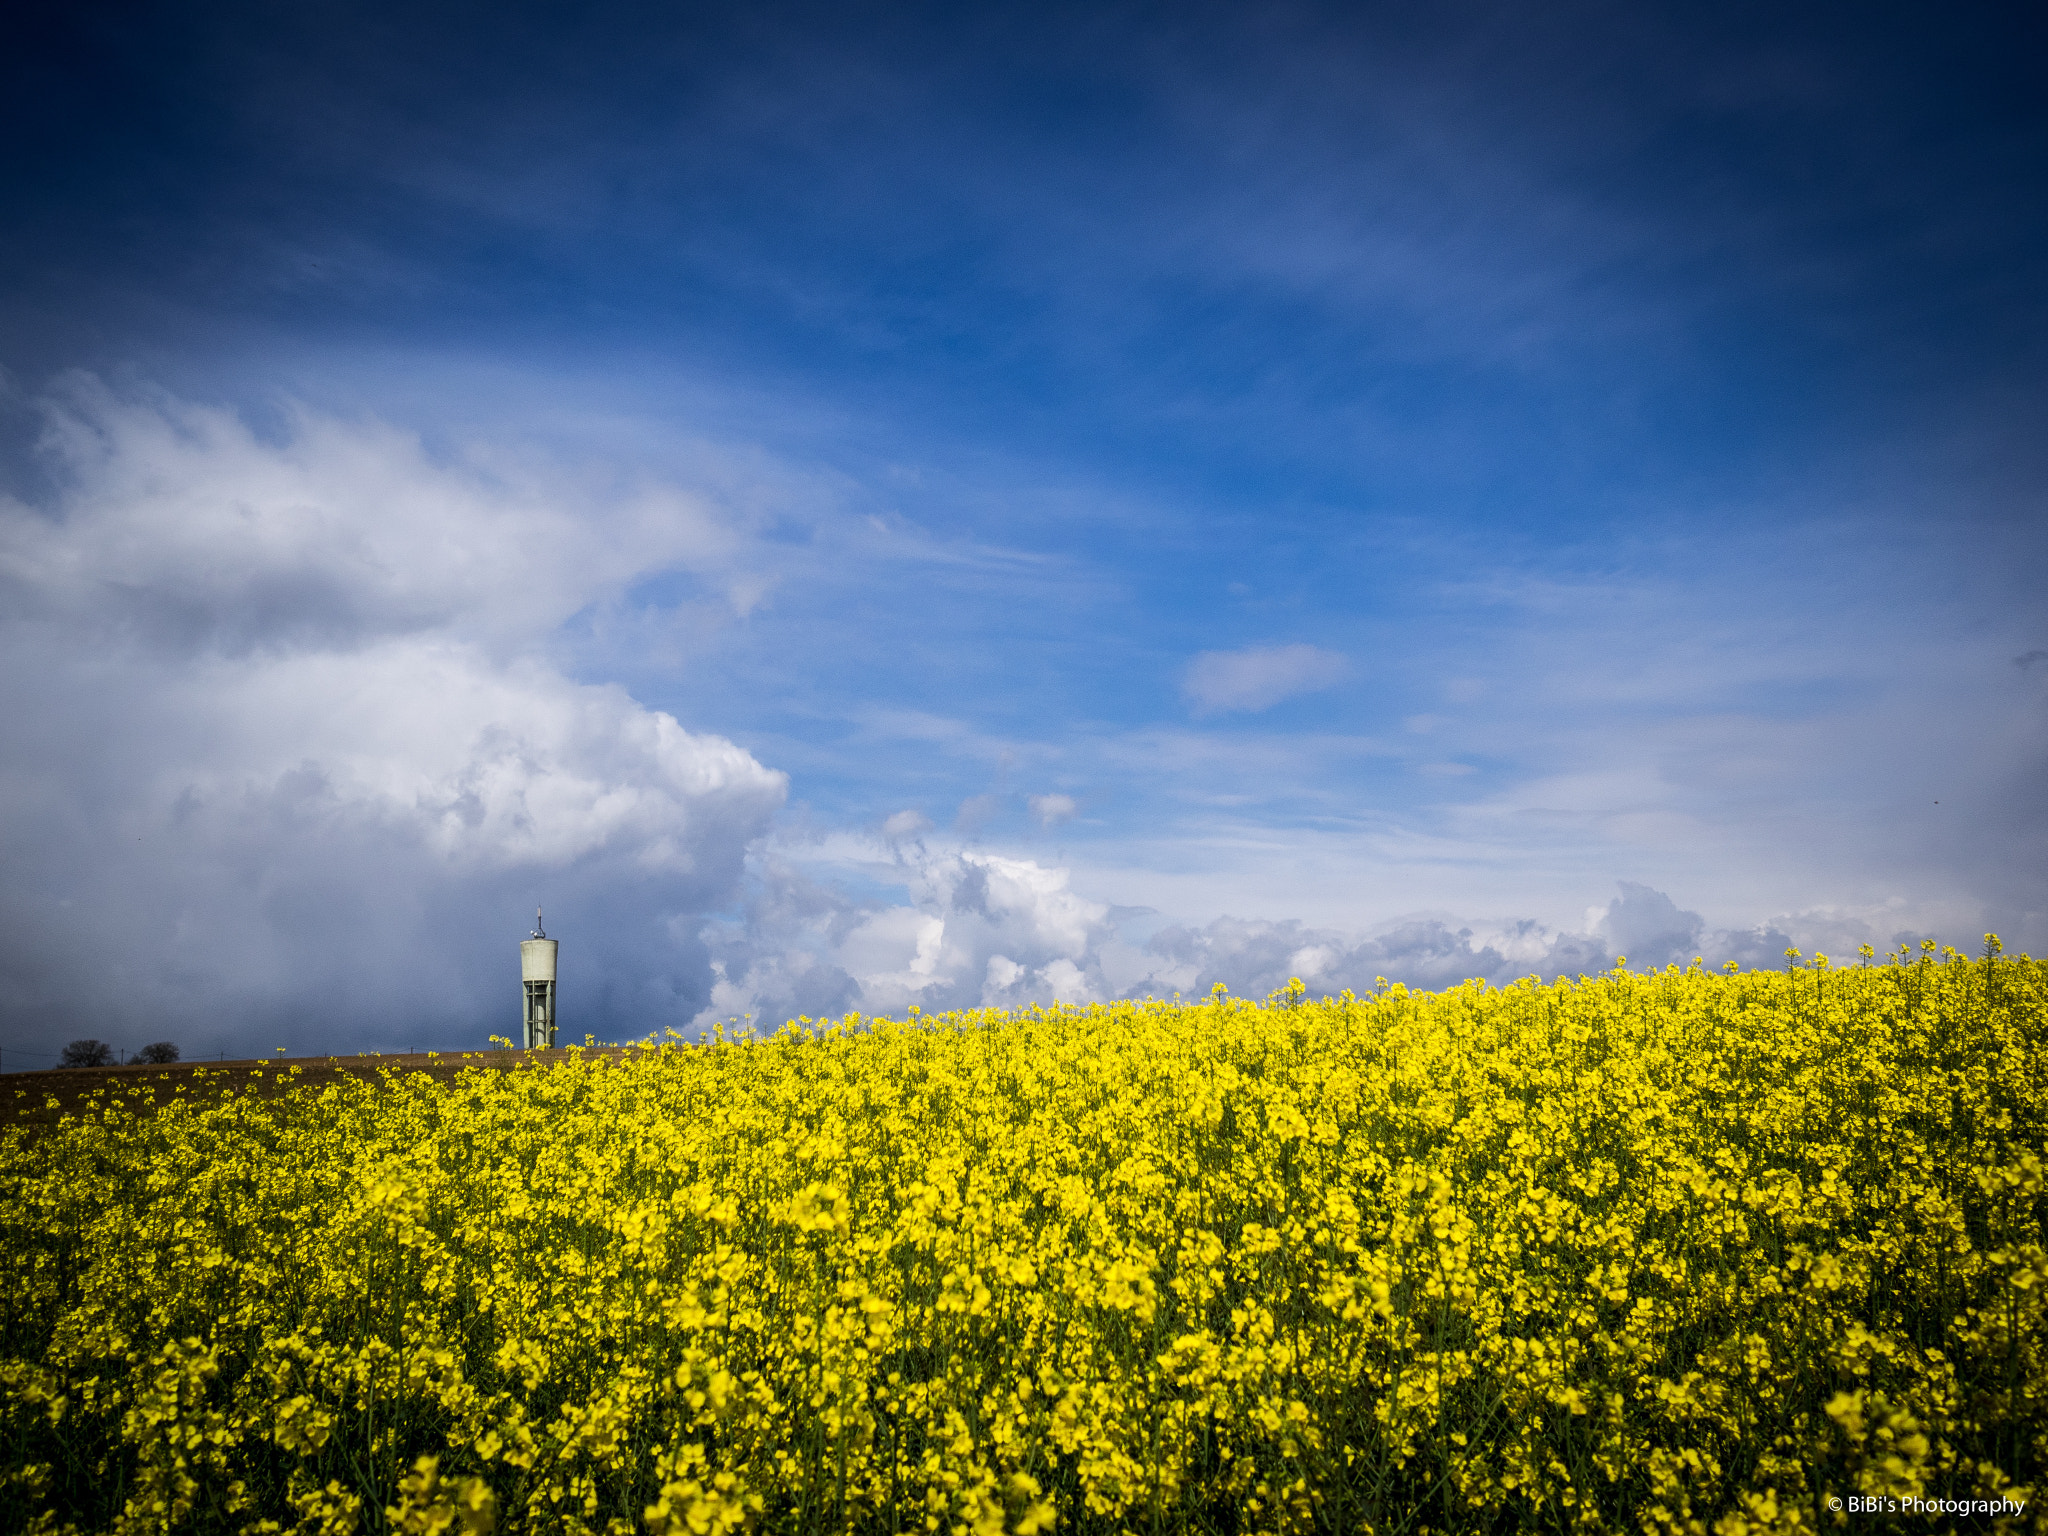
[3,0,2045,1059]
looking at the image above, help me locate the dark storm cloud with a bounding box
[0,380,790,1060]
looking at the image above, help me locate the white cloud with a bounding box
[1028,792,1078,828]
[117,641,785,874]
[882,809,933,841]
[1182,644,1350,715]
[696,844,1117,1027]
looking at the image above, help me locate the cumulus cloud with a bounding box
[0,377,785,1057]
[1136,881,1924,1001]
[1585,882,1704,969]
[1182,644,1350,715]
[697,845,1117,1029]
[1140,911,1583,1000]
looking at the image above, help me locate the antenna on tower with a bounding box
[520,910,559,1048]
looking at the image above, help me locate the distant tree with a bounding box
[59,1039,115,1068]
[136,1041,180,1064]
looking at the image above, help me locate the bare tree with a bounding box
[59,1039,115,1068]
[136,1042,180,1064]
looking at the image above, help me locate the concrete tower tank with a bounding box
[521,908,558,1049]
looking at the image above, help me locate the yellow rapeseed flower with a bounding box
[2,948,2043,1531]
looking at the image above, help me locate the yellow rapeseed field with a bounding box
[3,944,2045,1535]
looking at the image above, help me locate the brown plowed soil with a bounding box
[1,1046,662,1136]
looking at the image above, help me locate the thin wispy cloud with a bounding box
[1182,644,1351,716]
[1029,792,1079,829]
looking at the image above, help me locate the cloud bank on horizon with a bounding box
[1,1,2045,1059]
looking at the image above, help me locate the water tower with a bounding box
[521,908,558,1049]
